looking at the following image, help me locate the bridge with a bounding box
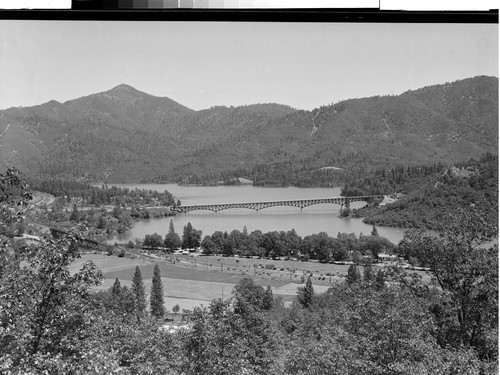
[173,195,384,214]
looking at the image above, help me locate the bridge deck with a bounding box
[175,195,383,214]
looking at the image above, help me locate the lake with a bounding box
[107,184,407,245]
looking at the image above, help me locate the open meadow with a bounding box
[70,252,431,311]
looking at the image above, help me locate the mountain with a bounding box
[0,76,497,183]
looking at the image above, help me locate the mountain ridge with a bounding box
[0,76,497,184]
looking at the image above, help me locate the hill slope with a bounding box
[351,153,498,230]
[0,76,497,183]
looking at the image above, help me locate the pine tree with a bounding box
[262,285,274,310]
[346,264,361,284]
[111,277,121,298]
[150,263,165,318]
[132,266,146,322]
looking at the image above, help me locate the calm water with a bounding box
[107,184,407,245]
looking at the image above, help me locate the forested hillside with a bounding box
[0,76,497,184]
[350,153,498,229]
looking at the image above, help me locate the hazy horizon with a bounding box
[0,21,497,111]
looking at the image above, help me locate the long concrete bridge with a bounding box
[173,195,384,214]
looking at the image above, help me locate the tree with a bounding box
[298,275,314,308]
[111,277,121,297]
[132,266,146,322]
[357,235,394,259]
[371,225,379,236]
[172,304,180,315]
[263,285,274,310]
[96,214,106,229]
[0,232,103,368]
[346,264,361,284]
[398,208,498,359]
[150,263,165,319]
[232,277,266,312]
[144,233,163,249]
[183,299,278,375]
[69,203,80,222]
[375,269,386,290]
[164,219,181,251]
[0,168,32,241]
[363,262,375,283]
[200,235,217,255]
[182,222,202,249]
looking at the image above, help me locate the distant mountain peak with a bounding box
[106,84,145,97]
[111,83,136,92]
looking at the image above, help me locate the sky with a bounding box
[0,21,497,111]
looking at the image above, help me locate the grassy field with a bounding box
[71,252,430,311]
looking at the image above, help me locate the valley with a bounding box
[1,76,497,375]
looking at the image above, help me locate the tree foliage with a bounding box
[297,276,314,309]
[398,208,498,359]
[132,266,146,322]
[164,219,181,251]
[150,263,165,319]
[182,222,202,249]
[346,264,361,284]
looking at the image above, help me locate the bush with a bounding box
[118,249,126,258]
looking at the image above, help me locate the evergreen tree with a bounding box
[346,264,361,284]
[111,277,121,298]
[150,263,165,319]
[132,266,146,322]
[298,275,314,308]
[262,285,274,310]
[371,225,379,236]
